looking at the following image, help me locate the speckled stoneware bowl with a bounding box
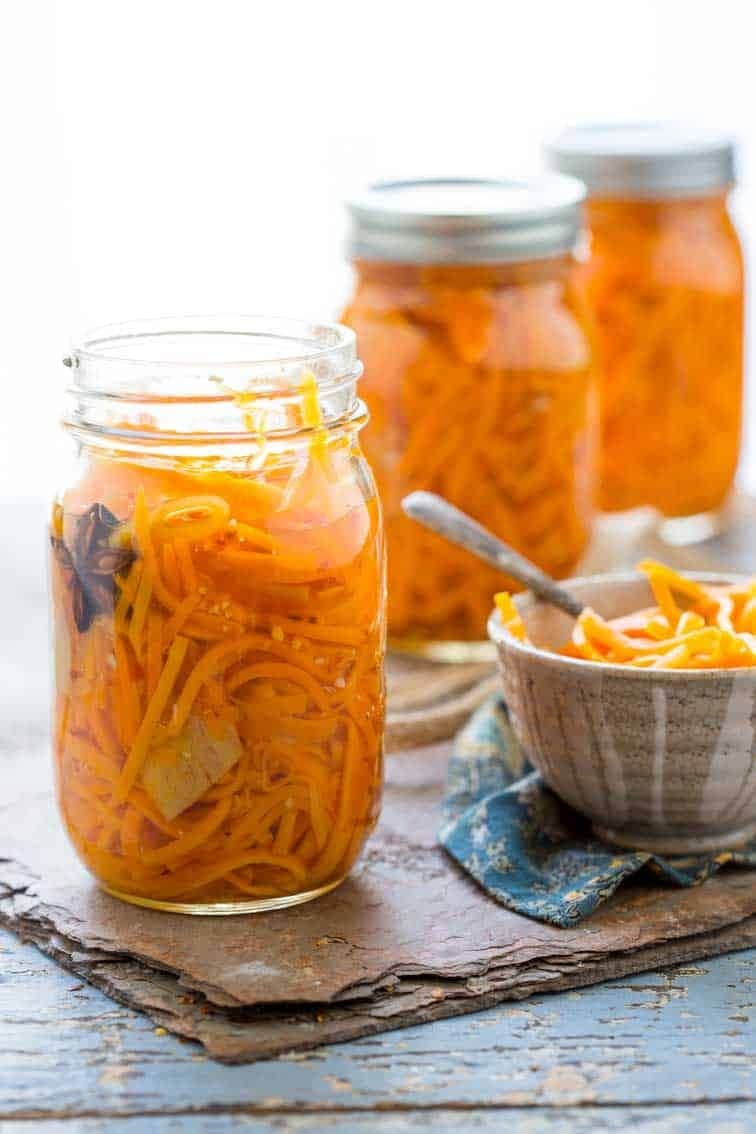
[488,572,756,855]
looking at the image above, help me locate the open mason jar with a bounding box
[546,125,744,534]
[343,178,596,658]
[50,317,386,914]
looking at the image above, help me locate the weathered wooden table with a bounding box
[0,928,752,1130]
[0,499,754,1130]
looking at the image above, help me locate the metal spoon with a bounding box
[401,491,583,620]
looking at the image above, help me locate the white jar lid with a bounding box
[346,176,585,264]
[545,123,736,198]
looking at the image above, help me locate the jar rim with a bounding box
[63,315,364,445]
[66,315,358,388]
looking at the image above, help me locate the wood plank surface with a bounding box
[0,928,752,1129]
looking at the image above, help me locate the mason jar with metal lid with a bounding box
[342,177,596,658]
[546,125,744,533]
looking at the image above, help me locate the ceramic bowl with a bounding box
[488,572,756,855]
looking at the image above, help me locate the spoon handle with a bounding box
[401,491,583,620]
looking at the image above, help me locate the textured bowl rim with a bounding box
[487,569,756,680]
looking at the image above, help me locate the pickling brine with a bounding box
[50,318,385,913]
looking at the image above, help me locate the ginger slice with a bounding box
[141,715,242,821]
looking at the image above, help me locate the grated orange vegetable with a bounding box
[343,258,595,647]
[579,196,744,516]
[50,377,385,908]
[497,561,756,669]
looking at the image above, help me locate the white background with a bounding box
[0,0,753,734]
[1,0,754,498]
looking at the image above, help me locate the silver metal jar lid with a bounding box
[345,176,585,264]
[545,124,736,198]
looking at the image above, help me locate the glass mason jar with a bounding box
[547,125,744,530]
[50,317,386,914]
[342,178,596,658]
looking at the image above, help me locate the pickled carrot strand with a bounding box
[225,786,310,849]
[200,471,286,513]
[163,592,202,644]
[161,542,182,597]
[67,833,160,885]
[140,797,232,867]
[178,618,228,641]
[676,611,705,635]
[494,592,526,642]
[202,753,249,801]
[140,849,308,898]
[636,561,710,605]
[115,557,142,612]
[252,613,364,647]
[311,720,365,882]
[243,712,337,742]
[115,635,190,802]
[113,636,140,748]
[151,495,230,545]
[120,807,143,856]
[224,874,281,898]
[308,782,330,851]
[66,734,119,783]
[300,369,327,464]
[173,539,198,593]
[128,569,153,660]
[714,593,735,633]
[241,689,308,716]
[133,488,180,612]
[64,780,121,831]
[645,575,680,628]
[145,611,163,698]
[741,596,756,632]
[127,788,181,837]
[272,806,299,855]
[167,632,329,735]
[228,520,281,550]
[225,661,332,711]
[211,545,324,582]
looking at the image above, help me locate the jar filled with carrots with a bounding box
[343,177,596,657]
[547,125,744,527]
[50,317,385,913]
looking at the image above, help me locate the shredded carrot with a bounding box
[145,611,163,698]
[173,539,198,594]
[579,195,743,515]
[140,797,232,867]
[498,560,756,670]
[152,495,231,544]
[50,374,385,908]
[163,592,203,644]
[494,593,526,642]
[115,635,190,802]
[113,636,140,749]
[127,569,153,660]
[343,256,593,645]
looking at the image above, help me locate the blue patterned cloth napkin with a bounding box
[440,697,756,927]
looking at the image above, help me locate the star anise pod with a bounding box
[51,503,135,633]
